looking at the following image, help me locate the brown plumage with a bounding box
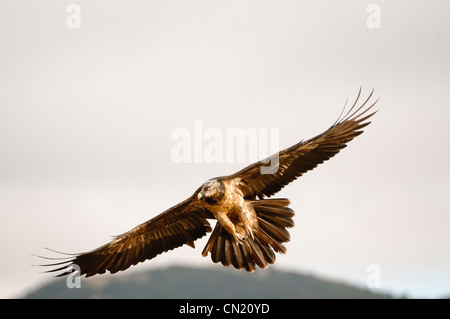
[38,88,377,277]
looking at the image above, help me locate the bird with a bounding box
[38,88,378,277]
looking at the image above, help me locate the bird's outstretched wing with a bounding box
[225,88,378,199]
[39,196,213,277]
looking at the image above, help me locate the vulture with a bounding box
[39,88,377,277]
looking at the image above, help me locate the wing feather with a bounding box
[41,197,213,277]
[225,88,378,199]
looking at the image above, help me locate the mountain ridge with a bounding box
[24,265,393,299]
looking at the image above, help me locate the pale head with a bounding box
[197,178,225,205]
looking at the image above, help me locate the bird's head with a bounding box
[197,178,225,205]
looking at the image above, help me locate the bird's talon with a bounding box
[236,233,246,243]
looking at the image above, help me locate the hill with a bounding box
[24,265,392,299]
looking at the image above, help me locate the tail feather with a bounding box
[257,217,291,243]
[246,236,267,269]
[257,225,287,254]
[201,198,295,272]
[230,236,244,269]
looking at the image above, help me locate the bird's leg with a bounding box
[214,211,245,242]
[238,205,258,240]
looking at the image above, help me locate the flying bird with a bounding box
[39,89,377,277]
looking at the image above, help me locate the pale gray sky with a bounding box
[1,1,449,298]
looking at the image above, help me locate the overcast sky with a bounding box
[1,0,449,298]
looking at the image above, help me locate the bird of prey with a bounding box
[39,89,377,277]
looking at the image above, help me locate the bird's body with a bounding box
[199,178,257,241]
[39,88,378,277]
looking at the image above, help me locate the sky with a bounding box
[0,0,449,299]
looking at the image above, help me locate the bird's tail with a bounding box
[201,198,295,272]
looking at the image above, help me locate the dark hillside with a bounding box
[24,266,392,299]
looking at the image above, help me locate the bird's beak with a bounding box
[197,192,203,201]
